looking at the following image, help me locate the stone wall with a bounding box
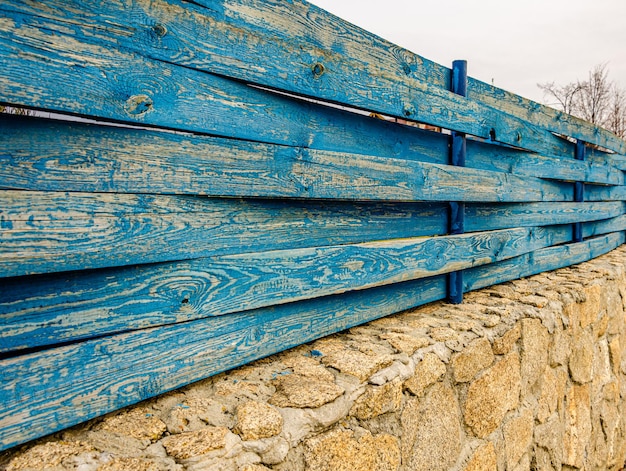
[3,246,626,471]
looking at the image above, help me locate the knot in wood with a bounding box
[152,23,168,38]
[124,94,154,116]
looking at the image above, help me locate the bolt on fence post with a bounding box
[448,60,467,304]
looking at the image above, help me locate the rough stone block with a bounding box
[581,284,603,329]
[592,338,612,390]
[379,332,430,355]
[569,330,594,384]
[464,353,521,438]
[609,337,622,376]
[534,414,564,470]
[161,427,230,460]
[280,354,335,382]
[536,367,559,423]
[549,329,571,367]
[563,384,592,468]
[463,442,497,471]
[234,402,283,441]
[240,465,273,471]
[503,409,534,469]
[350,379,402,420]
[269,374,344,409]
[429,326,461,342]
[521,318,550,395]
[403,353,446,397]
[321,348,393,381]
[303,428,400,471]
[492,322,521,355]
[98,408,167,443]
[452,337,494,383]
[96,456,176,471]
[164,396,234,433]
[3,441,99,471]
[401,382,462,471]
[599,396,622,468]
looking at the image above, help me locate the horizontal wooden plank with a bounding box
[0,143,575,206]
[465,202,625,232]
[588,147,626,170]
[586,185,626,202]
[0,11,452,155]
[2,146,583,273]
[582,214,626,237]
[2,188,619,279]
[467,139,622,186]
[1,117,620,198]
[0,225,573,351]
[0,114,447,197]
[194,0,623,153]
[0,190,447,277]
[467,77,626,154]
[0,0,604,157]
[465,232,626,292]
[603,154,626,171]
[0,275,447,451]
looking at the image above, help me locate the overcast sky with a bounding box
[308,0,626,105]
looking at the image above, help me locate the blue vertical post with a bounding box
[448,60,467,304]
[573,140,586,242]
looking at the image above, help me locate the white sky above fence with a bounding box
[308,0,626,105]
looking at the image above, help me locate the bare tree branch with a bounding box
[538,64,626,139]
[537,81,582,115]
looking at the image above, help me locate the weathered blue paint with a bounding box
[0,275,449,450]
[465,202,625,231]
[0,224,582,352]
[0,0,624,452]
[465,232,625,293]
[1,0,624,155]
[0,190,450,278]
[1,117,620,196]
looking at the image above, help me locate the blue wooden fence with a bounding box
[1,0,625,451]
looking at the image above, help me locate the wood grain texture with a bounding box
[603,154,626,171]
[465,202,625,232]
[0,141,576,203]
[582,214,626,237]
[466,139,622,186]
[1,117,620,199]
[0,190,448,277]
[3,189,622,278]
[3,9,432,152]
[1,225,572,351]
[586,184,626,202]
[0,108,452,182]
[466,77,626,154]
[0,0,624,453]
[1,232,622,451]
[0,275,447,451]
[6,189,624,282]
[465,232,625,292]
[0,0,620,155]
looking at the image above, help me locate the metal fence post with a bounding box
[448,60,468,304]
[573,140,586,242]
